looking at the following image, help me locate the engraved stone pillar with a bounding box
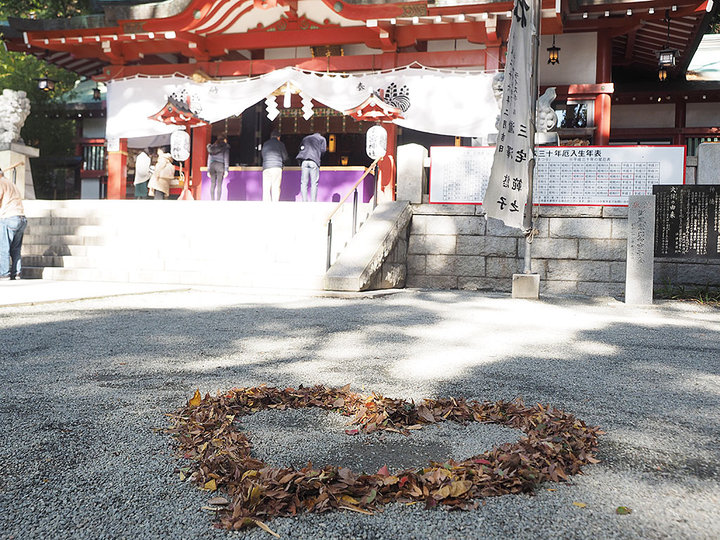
[396,143,427,203]
[697,143,720,185]
[625,195,656,304]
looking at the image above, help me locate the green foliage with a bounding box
[655,279,720,306]
[0,0,93,197]
[0,48,78,113]
[0,0,91,19]
[0,47,80,197]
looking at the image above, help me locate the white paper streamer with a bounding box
[265,95,279,121]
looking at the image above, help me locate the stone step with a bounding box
[25,266,326,289]
[22,243,327,263]
[22,253,328,273]
[20,244,95,257]
[22,216,103,227]
[22,234,108,247]
[25,224,107,237]
[20,199,382,291]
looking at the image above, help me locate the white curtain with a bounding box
[106,65,498,141]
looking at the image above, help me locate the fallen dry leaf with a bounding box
[616,506,633,515]
[163,384,602,531]
[252,519,280,538]
[188,389,202,407]
[204,479,217,491]
[338,505,374,515]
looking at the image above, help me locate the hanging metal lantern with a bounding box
[36,74,57,92]
[547,35,560,65]
[656,11,678,82]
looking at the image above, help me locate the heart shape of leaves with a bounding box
[165,385,601,531]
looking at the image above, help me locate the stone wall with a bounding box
[407,203,720,296]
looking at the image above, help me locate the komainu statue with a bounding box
[492,75,558,134]
[536,87,558,133]
[0,89,31,145]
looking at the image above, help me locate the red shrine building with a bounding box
[3,0,719,200]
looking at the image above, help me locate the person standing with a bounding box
[148,148,175,200]
[0,165,27,280]
[296,132,326,202]
[206,135,230,201]
[261,130,288,202]
[133,148,151,199]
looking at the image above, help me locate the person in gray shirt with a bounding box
[296,132,326,202]
[261,130,289,202]
[206,135,230,201]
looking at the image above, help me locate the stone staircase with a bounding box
[21,199,377,290]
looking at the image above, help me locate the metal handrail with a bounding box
[325,158,380,225]
[325,158,381,270]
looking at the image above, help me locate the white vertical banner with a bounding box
[483,0,535,229]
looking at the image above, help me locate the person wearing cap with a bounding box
[261,130,288,202]
[0,165,27,280]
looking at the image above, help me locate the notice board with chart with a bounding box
[429,146,686,206]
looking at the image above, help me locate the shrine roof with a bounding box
[1,0,717,80]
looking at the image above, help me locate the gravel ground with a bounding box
[0,287,718,540]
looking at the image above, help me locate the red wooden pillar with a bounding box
[107,138,128,199]
[594,94,611,145]
[485,46,501,71]
[674,100,686,146]
[192,124,211,200]
[595,32,613,145]
[378,121,397,201]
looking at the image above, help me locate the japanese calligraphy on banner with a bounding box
[483,0,535,229]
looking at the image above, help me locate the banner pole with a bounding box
[522,0,541,274]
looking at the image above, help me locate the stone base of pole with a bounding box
[512,273,540,299]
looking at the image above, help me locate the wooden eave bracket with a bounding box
[485,14,499,45]
[368,23,397,52]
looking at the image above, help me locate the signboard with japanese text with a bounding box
[653,185,719,258]
[428,145,685,206]
[483,0,535,228]
[429,146,495,204]
[534,146,685,205]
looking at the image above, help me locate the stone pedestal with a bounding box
[396,143,427,203]
[697,143,720,185]
[512,273,540,299]
[0,143,39,199]
[625,195,655,305]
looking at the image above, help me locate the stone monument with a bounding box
[697,142,720,185]
[625,195,656,304]
[396,143,427,203]
[0,89,39,199]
